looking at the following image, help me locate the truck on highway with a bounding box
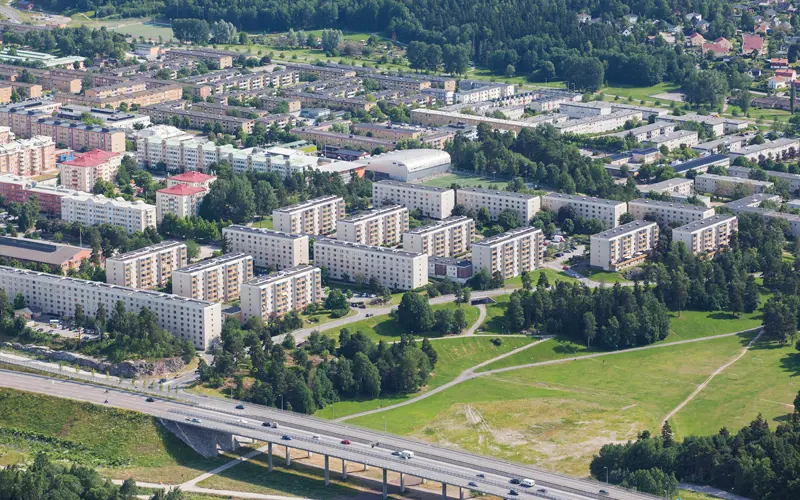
[399,450,415,459]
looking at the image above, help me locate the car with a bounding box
[271,423,278,428]
[159,378,167,383]
[392,451,401,456]
[281,435,292,440]
[468,482,478,487]
[235,404,245,409]
[262,422,271,427]
[476,473,485,478]
[312,435,321,440]
[341,439,351,445]
[537,488,547,494]
[509,489,519,496]
[555,252,564,257]
[145,397,155,402]
[562,265,569,270]
[238,419,248,424]
[599,490,609,496]
[509,479,521,485]
[190,418,202,423]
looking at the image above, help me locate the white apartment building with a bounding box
[727,165,800,194]
[222,225,309,270]
[336,205,409,246]
[314,238,428,290]
[0,266,221,349]
[402,216,475,257]
[273,195,345,235]
[603,122,676,141]
[240,265,322,321]
[166,171,217,190]
[173,253,254,303]
[644,130,700,150]
[156,184,207,222]
[555,111,642,135]
[627,198,715,226]
[637,178,694,197]
[61,193,156,233]
[541,193,628,229]
[58,149,122,193]
[694,173,773,197]
[106,241,187,289]
[729,138,800,162]
[0,135,56,177]
[372,180,455,220]
[590,220,659,271]
[472,226,544,279]
[672,215,738,255]
[456,188,541,224]
[134,125,194,169]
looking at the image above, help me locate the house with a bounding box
[768,76,789,89]
[695,20,711,31]
[626,14,639,24]
[686,12,702,22]
[577,13,591,23]
[742,34,766,56]
[770,58,790,69]
[714,37,733,50]
[659,32,676,45]
[688,32,706,47]
[702,42,730,58]
[756,22,771,34]
[775,69,797,80]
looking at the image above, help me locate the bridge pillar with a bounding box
[285,446,291,467]
[400,473,405,493]
[324,455,329,486]
[460,486,464,500]
[364,463,369,471]
[341,459,347,480]
[442,482,447,500]
[308,450,313,459]
[267,442,273,472]
[382,468,388,500]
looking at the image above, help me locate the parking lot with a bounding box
[28,316,99,341]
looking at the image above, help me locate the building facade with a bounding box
[61,193,157,233]
[173,253,254,303]
[273,196,345,236]
[590,221,659,271]
[672,215,738,255]
[472,226,544,279]
[456,188,541,224]
[336,205,409,246]
[0,136,55,177]
[155,184,207,222]
[627,198,715,226]
[221,225,309,270]
[58,149,122,193]
[372,180,455,220]
[240,265,322,322]
[402,216,475,257]
[694,173,773,197]
[314,238,428,290]
[541,193,628,229]
[105,241,188,289]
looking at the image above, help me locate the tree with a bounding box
[321,29,343,53]
[254,180,278,215]
[454,307,468,332]
[185,239,200,260]
[421,337,438,366]
[504,293,525,332]
[352,352,381,397]
[211,20,237,44]
[684,71,729,110]
[618,212,636,225]
[794,390,800,414]
[521,271,533,291]
[583,311,596,347]
[13,292,24,310]
[434,308,457,334]
[744,275,760,313]
[661,420,675,447]
[396,292,434,333]
[562,56,604,91]
[324,289,349,311]
[199,173,255,223]
[537,272,550,289]
[497,209,521,230]
[172,18,210,44]
[442,44,470,75]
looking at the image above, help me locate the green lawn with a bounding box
[476,337,598,372]
[346,333,753,476]
[251,216,273,229]
[672,339,800,438]
[598,82,681,102]
[578,268,630,283]
[0,388,228,483]
[301,307,355,328]
[111,22,174,41]
[314,336,535,419]
[319,302,479,342]
[504,268,581,289]
[419,173,510,190]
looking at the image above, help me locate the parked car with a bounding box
[235,404,245,409]
[468,481,478,487]
[312,435,321,440]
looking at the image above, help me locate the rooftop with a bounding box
[673,214,737,232]
[108,241,186,262]
[696,173,773,186]
[0,236,89,266]
[457,187,538,200]
[375,180,453,193]
[316,238,424,258]
[61,149,120,168]
[671,154,729,173]
[243,265,319,287]
[405,216,473,235]
[428,256,472,267]
[273,195,343,214]
[637,178,694,193]
[222,224,307,240]
[175,253,251,274]
[169,171,216,183]
[474,226,542,247]
[339,205,407,224]
[592,220,658,240]
[543,192,627,206]
[157,184,207,196]
[628,198,714,212]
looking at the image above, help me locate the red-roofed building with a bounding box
[702,42,730,58]
[58,149,122,193]
[156,183,208,222]
[775,69,797,80]
[687,32,706,47]
[714,37,732,51]
[770,58,790,69]
[166,171,217,190]
[742,34,766,56]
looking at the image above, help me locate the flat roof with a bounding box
[592,220,658,240]
[273,195,343,214]
[405,216,473,235]
[457,187,538,200]
[628,198,714,212]
[0,236,88,266]
[671,154,729,173]
[428,256,472,267]
[375,180,453,193]
[175,253,251,274]
[730,138,800,156]
[223,225,307,240]
[474,226,542,247]
[696,173,773,186]
[543,192,627,206]
[316,238,423,258]
[243,265,318,287]
[108,241,186,262]
[339,205,406,223]
[673,214,737,232]
[637,178,694,193]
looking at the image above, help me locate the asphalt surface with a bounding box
[0,369,660,500]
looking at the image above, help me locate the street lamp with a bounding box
[279,394,284,411]
[603,467,608,484]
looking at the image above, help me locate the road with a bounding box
[0,369,659,500]
[0,1,22,23]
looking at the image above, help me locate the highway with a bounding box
[0,369,660,500]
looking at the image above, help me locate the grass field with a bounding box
[0,388,226,482]
[314,336,534,419]
[577,268,630,283]
[672,339,800,437]
[301,307,355,328]
[346,333,753,475]
[419,173,511,190]
[251,216,273,229]
[476,337,597,372]
[320,302,480,342]
[598,82,681,102]
[504,268,581,288]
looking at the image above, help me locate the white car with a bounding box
[312,435,321,440]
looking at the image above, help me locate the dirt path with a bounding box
[661,331,763,426]
[464,304,486,336]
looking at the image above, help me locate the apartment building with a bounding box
[336,205,408,246]
[292,126,397,152]
[141,103,257,134]
[472,226,544,279]
[672,215,738,255]
[240,265,322,321]
[644,130,700,150]
[134,125,194,168]
[173,253,254,303]
[410,108,564,135]
[167,171,217,190]
[427,256,473,284]
[166,48,236,68]
[402,216,475,257]
[31,120,126,153]
[603,122,676,141]
[729,138,800,162]
[314,238,428,290]
[156,184,207,222]
[105,241,188,289]
[541,193,628,229]
[694,173,773,197]
[58,149,122,193]
[637,178,694,197]
[372,180,455,220]
[627,198,715,226]
[590,220,659,271]
[728,165,800,194]
[222,225,309,270]
[0,174,76,215]
[456,188,541,224]
[290,92,376,112]
[0,266,221,349]
[273,195,345,235]
[555,111,642,135]
[61,193,157,233]
[0,135,55,176]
